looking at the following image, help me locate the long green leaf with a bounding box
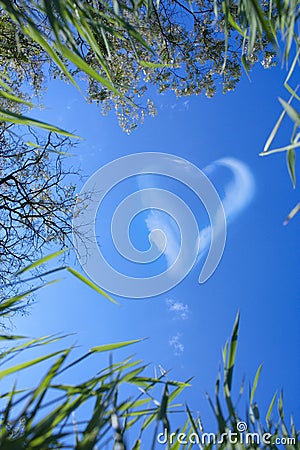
[0,108,80,138]
[287,148,296,188]
[226,311,240,391]
[0,349,66,380]
[266,392,277,423]
[283,202,300,225]
[260,141,300,156]
[66,267,118,304]
[250,364,262,404]
[0,89,33,106]
[90,338,144,353]
[279,98,300,126]
[16,249,69,275]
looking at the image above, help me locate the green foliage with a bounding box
[261,54,300,223]
[0,2,298,445]
[0,266,190,448]
[0,0,276,133]
[219,0,300,223]
[0,0,297,136]
[0,8,46,99]
[0,0,298,199]
[0,261,299,448]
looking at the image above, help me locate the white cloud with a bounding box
[204,157,255,222]
[145,210,179,268]
[195,157,255,264]
[135,156,255,286]
[169,333,184,356]
[140,157,255,270]
[166,298,190,320]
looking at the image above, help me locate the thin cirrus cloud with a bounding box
[196,157,255,261]
[144,209,180,268]
[139,157,255,271]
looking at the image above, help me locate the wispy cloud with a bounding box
[145,210,179,268]
[204,157,255,222]
[170,100,190,111]
[166,298,190,320]
[169,333,184,356]
[134,156,255,290]
[139,157,255,272]
[195,157,255,263]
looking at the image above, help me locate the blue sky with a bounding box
[12,61,300,439]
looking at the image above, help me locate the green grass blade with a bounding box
[58,45,120,95]
[66,267,118,304]
[250,364,262,404]
[23,23,79,90]
[16,249,69,275]
[279,98,300,126]
[90,338,144,353]
[0,280,61,315]
[0,89,33,106]
[226,311,240,391]
[283,202,300,225]
[287,148,296,188]
[0,349,67,381]
[263,109,286,153]
[0,108,80,137]
[266,392,277,423]
[260,141,300,156]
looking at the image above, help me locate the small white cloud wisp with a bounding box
[169,333,184,356]
[166,298,190,320]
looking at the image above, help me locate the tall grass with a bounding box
[0,256,298,448]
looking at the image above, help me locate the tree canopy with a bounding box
[0,0,298,199]
[0,0,280,132]
[0,125,76,286]
[0,0,299,289]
